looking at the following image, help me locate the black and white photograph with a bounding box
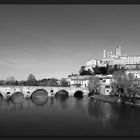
[0,3,140,136]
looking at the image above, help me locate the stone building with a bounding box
[85,45,140,78]
[98,75,114,95]
[67,75,90,88]
[102,45,140,65]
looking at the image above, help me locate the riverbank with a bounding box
[90,94,119,103]
[90,94,140,106]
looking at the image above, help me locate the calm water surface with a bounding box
[0,96,140,136]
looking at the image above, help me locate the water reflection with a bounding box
[31,97,48,106]
[31,89,48,106]
[49,96,54,106]
[13,102,24,110]
[0,96,140,135]
[87,98,123,132]
[54,96,68,109]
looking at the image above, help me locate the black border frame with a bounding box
[0,0,140,4]
[0,0,140,140]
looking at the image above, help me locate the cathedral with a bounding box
[85,45,140,78]
[103,45,122,59]
[85,45,140,69]
[102,45,140,66]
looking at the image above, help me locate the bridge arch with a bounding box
[10,92,25,103]
[74,90,84,98]
[6,92,11,95]
[31,89,48,105]
[55,90,69,98]
[6,91,11,99]
[31,89,48,97]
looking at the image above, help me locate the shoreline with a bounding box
[90,94,140,106]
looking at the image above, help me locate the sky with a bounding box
[0,5,140,80]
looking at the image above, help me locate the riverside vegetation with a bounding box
[0,74,69,87]
[88,70,140,105]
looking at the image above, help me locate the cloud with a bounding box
[0,58,18,67]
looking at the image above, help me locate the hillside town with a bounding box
[1,45,140,98]
[67,45,140,96]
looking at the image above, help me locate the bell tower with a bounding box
[115,45,121,56]
[103,49,106,58]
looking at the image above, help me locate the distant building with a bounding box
[99,75,114,95]
[67,75,90,88]
[102,45,140,65]
[56,80,61,86]
[125,70,140,78]
[86,45,140,67]
[85,45,140,77]
[85,59,97,71]
[85,59,107,71]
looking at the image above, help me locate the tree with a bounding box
[79,66,93,75]
[0,80,6,86]
[15,80,18,86]
[111,70,138,102]
[38,78,48,86]
[68,73,78,77]
[88,69,94,75]
[88,76,100,94]
[79,66,85,74]
[60,78,69,87]
[6,76,16,85]
[18,80,27,86]
[111,70,128,97]
[98,67,107,75]
[47,78,58,87]
[92,65,99,75]
[112,70,126,82]
[27,74,37,86]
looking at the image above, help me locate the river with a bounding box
[0,96,140,136]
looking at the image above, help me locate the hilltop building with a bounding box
[102,45,140,66]
[86,45,140,67]
[85,45,140,78]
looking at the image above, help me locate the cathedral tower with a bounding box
[103,49,106,58]
[115,45,121,56]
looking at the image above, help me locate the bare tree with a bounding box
[27,74,37,86]
[111,70,139,102]
[88,76,100,94]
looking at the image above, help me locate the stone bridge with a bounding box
[0,86,89,99]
